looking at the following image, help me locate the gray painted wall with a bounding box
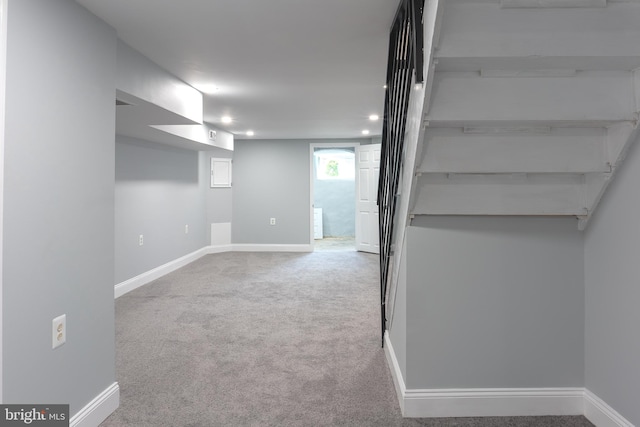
[2,0,116,414]
[115,137,209,283]
[584,135,640,425]
[313,149,355,237]
[405,216,584,390]
[116,40,202,124]
[232,139,373,245]
[232,140,310,244]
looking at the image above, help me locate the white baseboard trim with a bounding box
[114,247,210,298]
[70,382,119,427]
[584,389,634,427]
[383,331,407,414]
[231,244,313,252]
[384,332,584,418]
[115,244,314,298]
[401,387,584,418]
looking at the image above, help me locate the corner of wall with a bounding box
[0,0,8,404]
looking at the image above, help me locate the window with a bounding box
[314,150,355,180]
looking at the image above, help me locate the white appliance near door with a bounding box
[355,143,381,253]
[313,208,323,239]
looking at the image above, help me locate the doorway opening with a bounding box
[310,144,357,252]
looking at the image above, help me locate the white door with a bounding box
[355,144,381,254]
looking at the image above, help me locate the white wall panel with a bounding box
[437,2,640,60]
[428,72,636,124]
[413,174,585,215]
[420,128,607,173]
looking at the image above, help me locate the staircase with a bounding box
[382,0,640,336]
[416,0,640,229]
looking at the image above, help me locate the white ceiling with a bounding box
[76,0,398,140]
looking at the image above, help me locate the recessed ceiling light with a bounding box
[362,130,370,135]
[246,130,255,136]
[383,84,388,89]
[221,116,232,123]
[369,114,379,121]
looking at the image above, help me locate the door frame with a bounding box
[308,142,360,247]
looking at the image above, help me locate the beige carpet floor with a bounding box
[101,251,593,427]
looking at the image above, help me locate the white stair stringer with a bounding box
[385,0,442,331]
[579,121,640,230]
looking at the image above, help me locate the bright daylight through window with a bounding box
[314,150,355,180]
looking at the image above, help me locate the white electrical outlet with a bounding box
[52,314,66,349]
[185,224,189,234]
[270,218,276,226]
[139,234,144,246]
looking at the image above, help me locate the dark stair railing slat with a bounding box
[379,0,424,347]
